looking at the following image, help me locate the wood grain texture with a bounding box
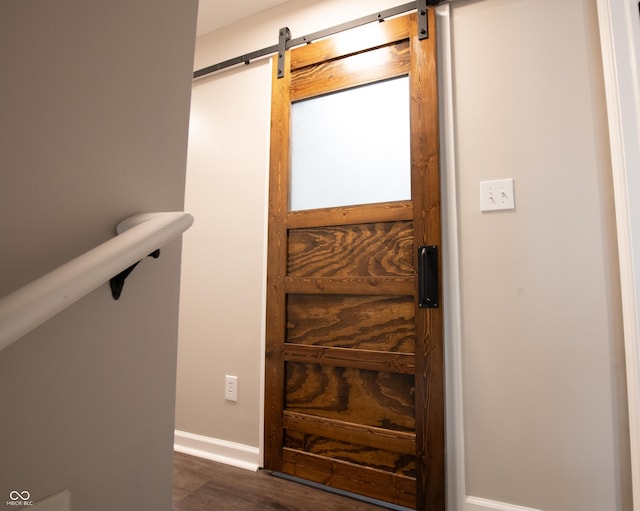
[409,11,445,511]
[288,222,414,277]
[285,431,416,476]
[264,52,292,472]
[285,363,415,432]
[284,410,416,455]
[265,10,444,510]
[282,449,416,509]
[290,15,411,71]
[287,200,413,229]
[285,276,414,295]
[285,344,415,373]
[287,294,415,353]
[290,41,411,102]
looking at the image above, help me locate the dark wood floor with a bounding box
[173,451,390,511]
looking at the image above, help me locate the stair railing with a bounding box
[0,212,194,351]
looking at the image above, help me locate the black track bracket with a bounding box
[110,249,160,300]
[417,0,429,40]
[277,27,291,79]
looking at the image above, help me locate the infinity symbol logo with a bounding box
[9,491,30,501]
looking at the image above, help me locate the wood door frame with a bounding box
[408,10,444,510]
[264,9,444,511]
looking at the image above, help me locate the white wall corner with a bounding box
[435,4,466,511]
[466,496,543,511]
[596,0,640,508]
[174,430,261,472]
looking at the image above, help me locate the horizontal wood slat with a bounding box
[287,200,413,229]
[284,411,416,455]
[290,41,411,102]
[285,430,416,478]
[290,15,412,71]
[282,449,416,509]
[285,276,414,295]
[284,344,415,374]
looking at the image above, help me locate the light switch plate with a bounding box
[480,178,515,211]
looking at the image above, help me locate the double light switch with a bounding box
[480,178,515,212]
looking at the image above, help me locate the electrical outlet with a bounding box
[225,375,238,402]
[480,178,515,211]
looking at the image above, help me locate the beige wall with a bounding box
[177,0,631,509]
[452,0,630,509]
[0,1,197,510]
[176,59,272,449]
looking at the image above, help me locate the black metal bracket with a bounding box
[277,27,291,79]
[417,0,429,40]
[418,245,439,308]
[109,249,160,300]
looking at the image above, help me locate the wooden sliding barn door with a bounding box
[264,10,443,511]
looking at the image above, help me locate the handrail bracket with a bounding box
[109,249,160,300]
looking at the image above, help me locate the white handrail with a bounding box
[0,212,194,352]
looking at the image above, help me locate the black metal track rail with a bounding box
[193,2,423,80]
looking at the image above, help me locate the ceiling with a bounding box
[196,0,293,37]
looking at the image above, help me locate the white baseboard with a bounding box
[466,496,543,511]
[174,429,261,472]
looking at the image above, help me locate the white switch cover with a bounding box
[480,178,515,211]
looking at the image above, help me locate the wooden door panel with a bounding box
[288,222,414,277]
[266,10,443,510]
[287,294,415,352]
[285,363,415,430]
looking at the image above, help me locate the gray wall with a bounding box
[0,1,197,509]
[177,0,632,509]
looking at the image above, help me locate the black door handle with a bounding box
[418,245,439,308]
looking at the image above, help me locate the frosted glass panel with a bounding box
[290,76,410,211]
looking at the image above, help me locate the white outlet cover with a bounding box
[225,375,238,402]
[480,178,515,212]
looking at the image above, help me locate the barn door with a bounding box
[264,10,443,511]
